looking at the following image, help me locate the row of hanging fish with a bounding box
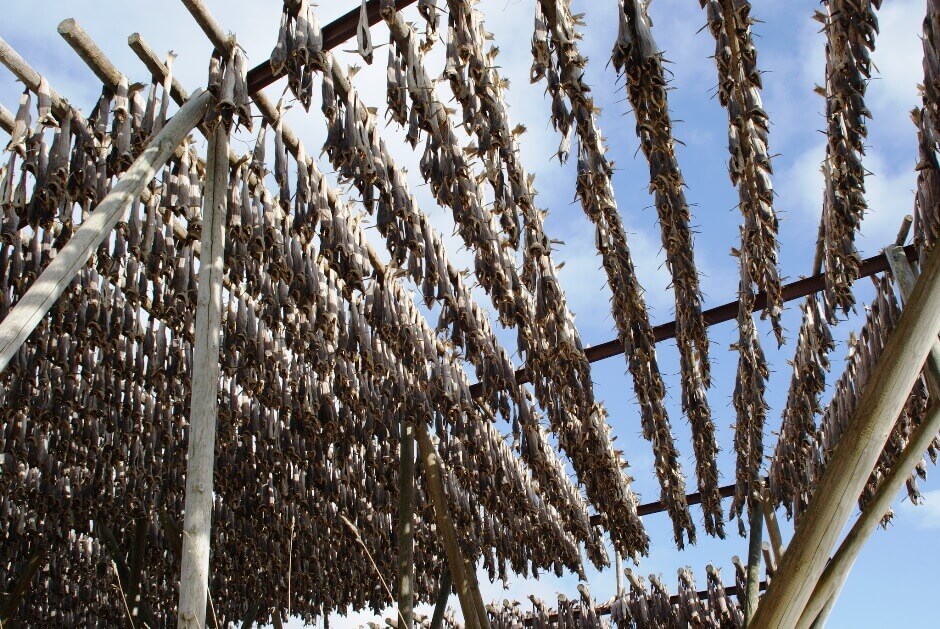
[768,276,937,524]
[610,0,723,540]
[699,0,783,343]
[273,0,647,559]
[768,295,834,520]
[914,1,940,266]
[486,565,747,629]
[532,0,694,549]
[818,0,881,315]
[0,60,586,622]
[381,7,648,561]
[728,231,770,532]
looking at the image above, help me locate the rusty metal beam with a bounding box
[245,0,420,94]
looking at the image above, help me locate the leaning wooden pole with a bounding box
[177,115,230,628]
[751,241,940,627]
[795,246,940,628]
[0,87,211,375]
[429,568,453,629]
[398,420,416,629]
[415,422,485,629]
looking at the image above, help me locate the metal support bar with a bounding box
[752,241,940,628]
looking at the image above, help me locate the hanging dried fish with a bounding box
[699,0,784,343]
[611,0,722,538]
[818,0,881,314]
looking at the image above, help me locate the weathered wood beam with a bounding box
[0,102,14,133]
[795,245,940,628]
[0,85,211,374]
[415,422,486,629]
[243,0,419,94]
[177,115,229,628]
[751,241,940,627]
[429,568,452,629]
[398,420,416,629]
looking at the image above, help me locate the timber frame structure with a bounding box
[0,0,938,627]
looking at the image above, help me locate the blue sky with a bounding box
[2,1,936,627]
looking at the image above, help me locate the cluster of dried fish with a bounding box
[611,0,722,539]
[914,1,940,264]
[610,567,746,629]
[699,0,783,340]
[271,0,650,559]
[770,276,937,524]
[768,295,834,519]
[485,565,748,628]
[306,42,608,565]
[727,234,770,530]
[531,0,695,550]
[818,0,881,314]
[0,48,596,620]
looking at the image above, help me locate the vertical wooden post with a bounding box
[398,419,416,629]
[177,116,229,628]
[430,568,453,629]
[761,488,785,565]
[415,421,485,629]
[0,89,211,375]
[796,246,940,628]
[751,242,940,628]
[743,497,763,626]
[615,551,624,597]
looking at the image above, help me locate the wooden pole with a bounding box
[177,116,229,629]
[795,246,940,628]
[743,497,763,626]
[0,549,44,623]
[761,488,785,565]
[0,88,211,375]
[430,568,453,629]
[415,422,484,629]
[751,241,940,628]
[398,420,416,629]
[0,103,14,133]
[615,552,624,597]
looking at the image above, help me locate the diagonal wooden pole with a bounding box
[415,421,486,629]
[177,114,229,629]
[0,86,211,375]
[751,241,940,628]
[795,245,940,628]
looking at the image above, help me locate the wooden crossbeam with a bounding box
[244,0,419,94]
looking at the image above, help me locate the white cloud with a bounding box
[898,489,940,530]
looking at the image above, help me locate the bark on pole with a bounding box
[398,420,416,629]
[415,422,484,629]
[0,88,211,375]
[795,246,940,628]
[751,241,940,628]
[177,117,230,628]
